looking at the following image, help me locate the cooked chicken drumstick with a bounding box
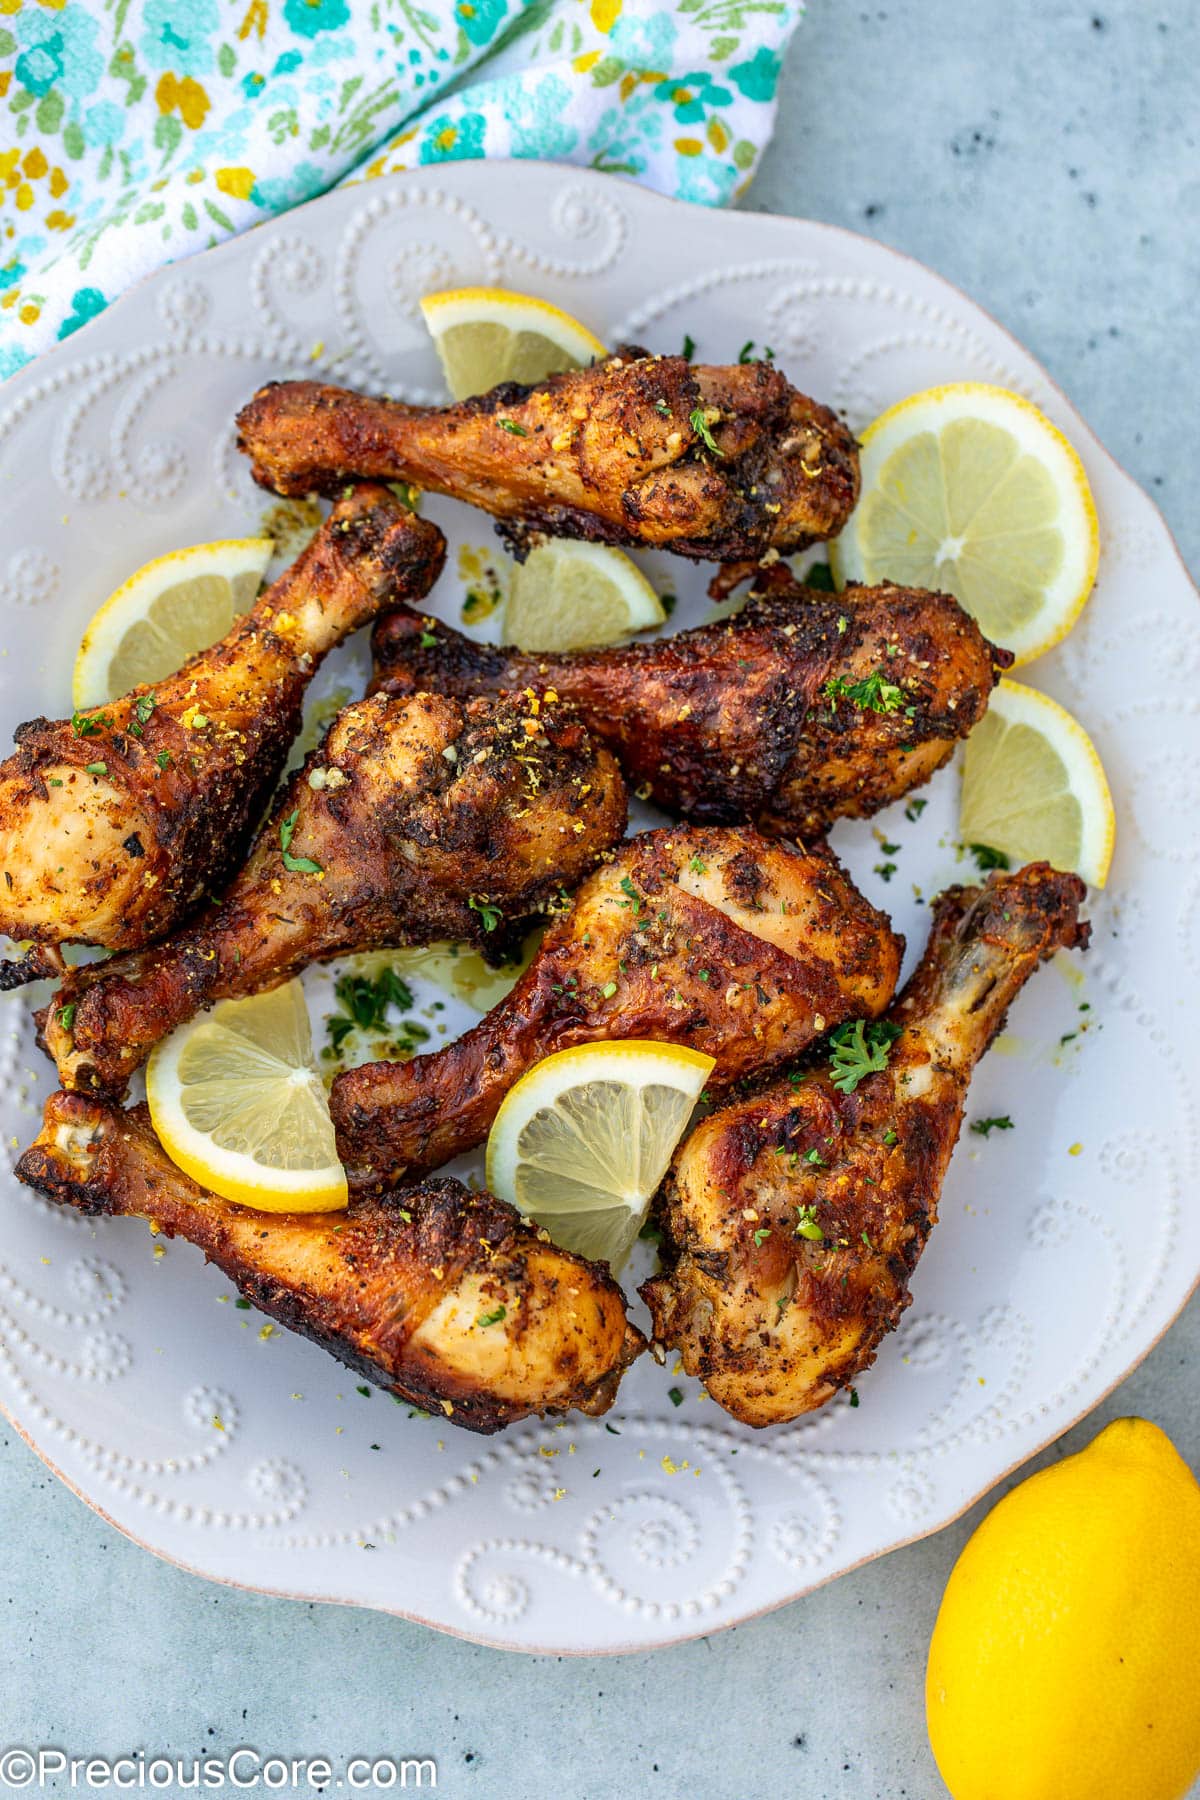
[17,1092,643,1433]
[332,825,903,1189]
[0,486,445,987]
[641,864,1088,1427]
[373,571,1011,837]
[43,688,626,1097]
[236,354,859,563]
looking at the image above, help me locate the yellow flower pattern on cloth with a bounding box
[0,0,804,374]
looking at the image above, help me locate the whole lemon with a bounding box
[926,1417,1200,1800]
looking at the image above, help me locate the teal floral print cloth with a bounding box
[0,0,804,373]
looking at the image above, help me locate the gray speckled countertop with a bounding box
[2,5,1196,1796]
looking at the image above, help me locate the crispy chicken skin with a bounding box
[0,485,445,986]
[43,688,626,1097]
[236,354,860,563]
[372,571,1011,837]
[332,825,903,1189]
[17,1092,643,1432]
[641,864,1089,1427]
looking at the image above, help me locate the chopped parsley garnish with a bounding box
[467,894,503,933]
[56,1002,77,1034]
[681,333,696,361]
[883,1128,899,1147]
[802,561,836,592]
[803,1147,825,1167]
[84,762,107,776]
[655,398,671,415]
[848,1387,860,1408]
[828,1018,903,1093]
[71,709,108,738]
[874,861,897,882]
[129,694,157,738]
[970,1115,1014,1138]
[418,629,438,649]
[689,407,724,458]
[794,1203,824,1242]
[279,809,323,874]
[601,979,618,998]
[638,1218,663,1244]
[753,1226,772,1247]
[156,749,171,770]
[325,966,415,1051]
[475,1305,507,1328]
[824,669,905,714]
[497,418,528,436]
[668,1386,684,1406]
[688,855,707,875]
[737,340,775,363]
[967,842,1011,872]
[904,797,928,822]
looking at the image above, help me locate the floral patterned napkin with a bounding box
[0,0,804,374]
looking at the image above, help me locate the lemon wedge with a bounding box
[147,981,347,1213]
[831,383,1099,664]
[959,678,1115,887]
[420,286,607,400]
[485,1041,715,1268]
[73,537,274,708]
[505,539,666,652]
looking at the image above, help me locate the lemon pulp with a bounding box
[832,384,1099,664]
[74,537,273,707]
[486,1041,714,1267]
[960,678,1114,887]
[147,981,346,1212]
[420,286,606,400]
[505,540,665,653]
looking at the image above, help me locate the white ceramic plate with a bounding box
[0,163,1196,1654]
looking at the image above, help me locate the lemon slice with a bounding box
[505,540,666,653]
[831,384,1099,665]
[420,286,607,400]
[959,678,1115,887]
[147,981,347,1213]
[73,537,274,708]
[485,1041,715,1268]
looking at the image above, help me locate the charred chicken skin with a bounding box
[17,1092,643,1433]
[332,824,903,1189]
[0,485,445,986]
[43,688,626,1097]
[372,570,1011,838]
[641,864,1088,1427]
[236,354,860,563]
